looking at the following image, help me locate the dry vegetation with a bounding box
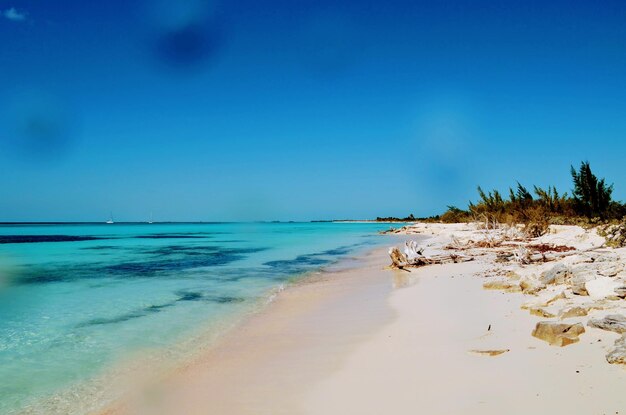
[431,162,626,240]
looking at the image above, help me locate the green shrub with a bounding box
[570,161,614,219]
[440,206,470,223]
[422,161,625,229]
[433,161,625,230]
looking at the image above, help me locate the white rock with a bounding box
[519,274,545,294]
[594,253,620,263]
[598,263,624,277]
[539,264,571,285]
[571,263,597,276]
[588,314,626,333]
[585,277,622,300]
[606,334,626,365]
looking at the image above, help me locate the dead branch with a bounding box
[388,246,473,269]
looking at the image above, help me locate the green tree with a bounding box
[570,161,613,218]
[476,186,505,212]
[509,182,532,204]
[533,185,568,213]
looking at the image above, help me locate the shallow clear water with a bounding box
[0,222,395,413]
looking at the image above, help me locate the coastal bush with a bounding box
[376,214,416,222]
[522,205,550,237]
[571,161,614,219]
[430,161,626,230]
[440,206,471,223]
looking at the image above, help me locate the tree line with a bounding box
[434,162,625,233]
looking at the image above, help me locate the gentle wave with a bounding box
[0,222,395,414]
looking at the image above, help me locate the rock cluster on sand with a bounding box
[588,314,626,334]
[389,223,626,364]
[607,334,626,364]
[532,322,585,347]
[559,306,588,319]
[600,222,626,248]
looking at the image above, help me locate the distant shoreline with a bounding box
[0,220,413,225]
[330,220,417,223]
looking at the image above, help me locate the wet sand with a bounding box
[104,246,405,415]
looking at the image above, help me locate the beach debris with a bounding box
[380,225,420,235]
[588,315,626,334]
[495,245,582,265]
[439,224,580,264]
[606,334,626,365]
[389,222,626,364]
[496,252,514,262]
[532,322,585,347]
[389,247,409,269]
[528,244,576,253]
[469,349,509,356]
[388,242,473,269]
[403,240,424,261]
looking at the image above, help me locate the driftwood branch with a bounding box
[390,236,602,270]
[389,242,473,269]
[493,244,598,265]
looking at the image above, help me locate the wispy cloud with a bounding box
[3,7,27,22]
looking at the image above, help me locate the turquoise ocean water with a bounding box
[0,222,395,413]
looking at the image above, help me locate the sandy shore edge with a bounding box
[98,241,413,415]
[105,224,626,414]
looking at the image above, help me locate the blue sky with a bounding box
[1,0,626,221]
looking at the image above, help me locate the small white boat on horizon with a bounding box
[106,213,114,224]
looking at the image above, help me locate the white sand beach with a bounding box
[103,224,626,415]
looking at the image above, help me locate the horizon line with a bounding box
[0,220,387,225]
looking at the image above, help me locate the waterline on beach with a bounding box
[0,222,395,414]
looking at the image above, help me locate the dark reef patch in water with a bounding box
[77,291,246,327]
[132,232,228,240]
[17,272,66,284]
[133,235,207,239]
[104,255,236,275]
[315,246,352,256]
[143,245,222,256]
[17,247,268,285]
[176,290,203,301]
[79,310,147,326]
[210,249,358,284]
[258,242,370,278]
[264,255,331,269]
[81,245,123,251]
[0,235,107,244]
[175,290,245,304]
[145,303,174,312]
[208,295,245,303]
[105,247,267,277]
